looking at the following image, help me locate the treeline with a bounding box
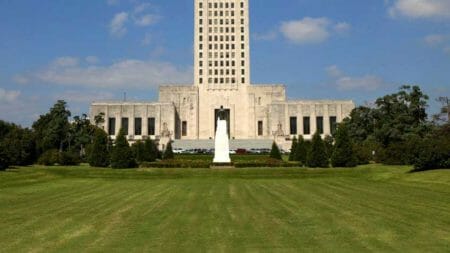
[288,86,450,171]
[0,100,171,170]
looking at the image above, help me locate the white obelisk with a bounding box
[213,118,231,163]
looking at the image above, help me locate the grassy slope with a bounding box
[0,165,449,252]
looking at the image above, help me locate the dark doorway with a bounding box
[214,108,230,137]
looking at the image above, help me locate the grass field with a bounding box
[0,165,449,252]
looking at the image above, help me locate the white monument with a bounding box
[213,108,231,163]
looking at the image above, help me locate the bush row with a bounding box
[140,158,300,169]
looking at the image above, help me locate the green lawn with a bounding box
[0,165,449,252]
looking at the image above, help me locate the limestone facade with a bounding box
[90,0,355,147]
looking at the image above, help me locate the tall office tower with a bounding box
[194,0,250,90]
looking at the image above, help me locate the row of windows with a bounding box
[199,69,245,76]
[108,117,156,136]
[207,52,244,59]
[199,10,245,18]
[199,52,245,59]
[199,18,245,26]
[199,77,245,84]
[199,43,245,51]
[199,60,245,68]
[257,117,338,136]
[199,35,245,42]
[200,26,245,34]
[199,2,244,9]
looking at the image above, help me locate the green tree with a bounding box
[1,126,36,166]
[131,141,146,163]
[110,128,136,169]
[32,100,71,154]
[270,141,282,160]
[331,124,357,167]
[288,136,298,161]
[323,135,334,159]
[295,135,309,165]
[163,142,174,160]
[69,114,96,159]
[143,139,158,162]
[307,132,329,168]
[0,142,9,170]
[88,128,110,167]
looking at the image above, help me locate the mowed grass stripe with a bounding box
[0,166,449,252]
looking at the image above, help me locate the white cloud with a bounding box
[85,56,99,64]
[388,0,450,19]
[110,12,129,37]
[424,34,447,46]
[134,14,159,27]
[19,57,193,90]
[279,17,350,45]
[326,65,386,91]
[334,22,351,34]
[52,57,79,67]
[253,31,278,41]
[280,18,330,44]
[134,3,151,14]
[0,88,20,103]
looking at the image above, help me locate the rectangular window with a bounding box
[316,116,324,134]
[148,118,155,136]
[121,118,129,135]
[134,118,142,136]
[108,118,116,136]
[290,117,297,135]
[258,121,263,136]
[182,121,187,136]
[303,117,310,135]
[330,116,337,135]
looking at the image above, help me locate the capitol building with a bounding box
[90,0,355,149]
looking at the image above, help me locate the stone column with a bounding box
[104,105,109,134]
[324,104,331,135]
[143,105,149,137]
[311,104,317,136]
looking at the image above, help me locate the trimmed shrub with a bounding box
[88,128,110,167]
[163,142,174,160]
[131,141,146,163]
[58,151,80,166]
[141,159,211,168]
[269,141,282,160]
[331,124,357,167]
[235,158,299,168]
[306,132,329,168]
[143,139,158,162]
[37,149,59,166]
[288,136,298,161]
[110,128,136,169]
[413,138,450,171]
[295,136,309,165]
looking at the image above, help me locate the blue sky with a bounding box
[1,0,449,126]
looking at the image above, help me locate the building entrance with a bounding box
[214,107,230,138]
